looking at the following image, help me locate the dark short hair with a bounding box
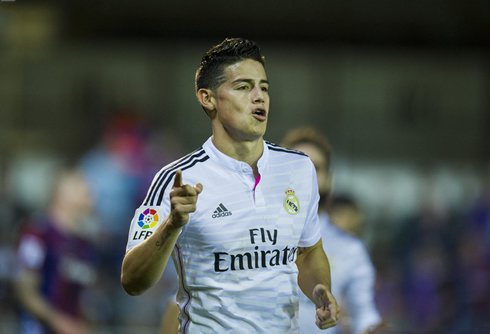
[195,37,265,93]
[280,127,332,170]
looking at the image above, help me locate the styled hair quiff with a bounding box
[195,37,265,94]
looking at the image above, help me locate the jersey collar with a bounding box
[203,137,269,174]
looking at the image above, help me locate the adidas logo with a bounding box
[212,203,232,218]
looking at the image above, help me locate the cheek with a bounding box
[218,96,243,116]
[218,109,235,125]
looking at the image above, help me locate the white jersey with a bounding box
[298,214,382,334]
[126,137,322,333]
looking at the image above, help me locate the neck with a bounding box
[211,134,263,177]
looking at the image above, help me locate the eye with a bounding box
[237,86,249,90]
[261,86,269,92]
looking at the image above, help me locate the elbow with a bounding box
[120,253,146,296]
[13,280,27,304]
[122,285,140,297]
[120,272,145,296]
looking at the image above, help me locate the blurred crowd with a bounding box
[0,114,489,333]
[375,190,490,332]
[0,114,182,334]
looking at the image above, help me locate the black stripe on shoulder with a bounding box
[166,147,205,171]
[268,146,308,156]
[155,155,209,206]
[266,141,308,157]
[265,140,282,148]
[144,148,205,206]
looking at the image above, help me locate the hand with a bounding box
[50,312,89,334]
[365,318,391,334]
[168,169,203,228]
[312,284,339,330]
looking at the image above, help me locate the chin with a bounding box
[255,123,267,136]
[252,128,267,140]
[239,130,265,142]
[226,122,267,142]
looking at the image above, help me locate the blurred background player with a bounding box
[15,167,98,334]
[281,127,384,334]
[328,196,364,237]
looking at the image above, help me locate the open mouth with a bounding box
[252,108,267,120]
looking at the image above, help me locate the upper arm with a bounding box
[18,233,46,270]
[296,238,323,264]
[126,167,176,253]
[126,202,171,253]
[16,231,47,299]
[296,239,326,270]
[17,268,41,291]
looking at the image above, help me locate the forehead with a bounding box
[221,59,267,83]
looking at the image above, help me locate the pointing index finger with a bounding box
[173,169,183,188]
[329,300,338,321]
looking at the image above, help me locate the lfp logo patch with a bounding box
[283,188,300,215]
[138,208,159,229]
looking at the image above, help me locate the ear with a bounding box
[197,88,216,115]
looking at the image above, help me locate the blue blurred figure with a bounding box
[15,167,98,334]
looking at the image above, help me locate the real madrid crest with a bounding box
[283,188,300,215]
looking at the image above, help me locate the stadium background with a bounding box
[1,1,489,332]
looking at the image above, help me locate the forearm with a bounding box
[121,216,182,296]
[122,169,202,296]
[16,274,64,326]
[17,284,54,322]
[296,239,339,329]
[296,239,332,301]
[345,270,382,333]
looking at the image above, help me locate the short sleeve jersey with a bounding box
[298,214,381,334]
[126,138,322,333]
[17,217,97,322]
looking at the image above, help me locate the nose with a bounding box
[252,85,265,103]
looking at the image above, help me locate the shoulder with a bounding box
[19,216,50,240]
[265,141,313,166]
[324,225,375,274]
[143,146,210,206]
[327,223,369,256]
[265,141,308,157]
[162,146,210,173]
[17,217,53,269]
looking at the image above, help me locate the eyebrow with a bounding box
[232,79,269,85]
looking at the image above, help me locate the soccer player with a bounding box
[15,167,97,334]
[281,128,384,334]
[121,38,339,333]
